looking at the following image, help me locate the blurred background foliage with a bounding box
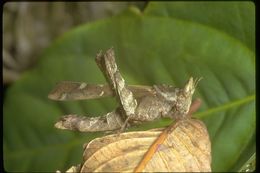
[3,2,255,172]
[3,2,146,84]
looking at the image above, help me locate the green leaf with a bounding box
[144,2,255,51]
[4,6,255,172]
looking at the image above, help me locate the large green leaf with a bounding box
[144,2,255,51]
[4,6,255,172]
[144,2,256,171]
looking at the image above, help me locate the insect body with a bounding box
[48,48,201,132]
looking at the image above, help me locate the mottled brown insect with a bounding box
[48,48,201,132]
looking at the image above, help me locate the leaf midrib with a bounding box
[195,94,255,118]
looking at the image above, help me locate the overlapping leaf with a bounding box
[4,4,255,172]
[144,2,255,51]
[68,119,211,172]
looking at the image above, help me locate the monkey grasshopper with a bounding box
[48,48,201,132]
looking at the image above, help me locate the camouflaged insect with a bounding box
[48,48,201,132]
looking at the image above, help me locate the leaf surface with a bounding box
[144,2,255,51]
[80,119,211,172]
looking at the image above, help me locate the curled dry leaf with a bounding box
[66,118,211,172]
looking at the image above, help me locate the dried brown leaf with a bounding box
[75,118,211,172]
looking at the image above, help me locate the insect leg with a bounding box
[48,82,114,101]
[95,48,137,122]
[54,109,125,132]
